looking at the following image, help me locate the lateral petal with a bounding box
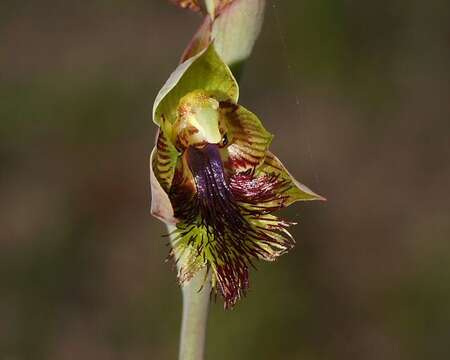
[150,146,178,225]
[220,102,273,173]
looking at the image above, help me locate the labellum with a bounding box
[151,44,324,308]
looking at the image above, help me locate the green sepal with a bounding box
[153,44,239,126]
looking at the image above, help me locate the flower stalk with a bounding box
[178,266,211,360]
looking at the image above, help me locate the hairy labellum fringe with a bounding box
[169,144,295,308]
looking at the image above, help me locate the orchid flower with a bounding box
[150,44,324,308]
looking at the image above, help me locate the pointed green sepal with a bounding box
[153,44,239,126]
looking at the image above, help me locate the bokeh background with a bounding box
[1,1,449,359]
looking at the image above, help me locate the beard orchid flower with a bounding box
[150,44,324,308]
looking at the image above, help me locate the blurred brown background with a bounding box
[1,1,449,359]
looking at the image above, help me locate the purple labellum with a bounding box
[170,144,296,308]
[187,144,249,237]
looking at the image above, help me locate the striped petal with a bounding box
[219,101,273,173]
[150,146,177,224]
[152,128,180,193]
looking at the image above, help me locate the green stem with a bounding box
[178,268,212,360]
